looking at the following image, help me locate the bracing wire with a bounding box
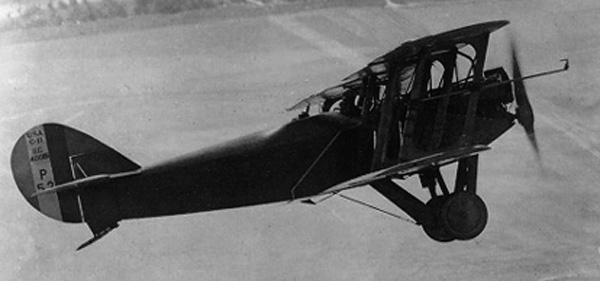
[337,193,417,225]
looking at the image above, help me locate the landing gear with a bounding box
[421,155,488,241]
[439,191,488,240]
[423,192,488,242]
[369,155,489,242]
[370,155,488,242]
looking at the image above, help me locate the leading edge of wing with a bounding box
[319,145,491,195]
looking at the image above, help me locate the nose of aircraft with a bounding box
[510,36,541,162]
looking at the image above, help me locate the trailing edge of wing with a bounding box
[320,145,490,195]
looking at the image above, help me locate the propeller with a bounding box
[510,36,541,162]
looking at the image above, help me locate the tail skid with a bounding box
[77,223,119,251]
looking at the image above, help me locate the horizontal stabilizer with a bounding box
[30,170,140,198]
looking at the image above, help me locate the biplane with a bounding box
[11,20,568,250]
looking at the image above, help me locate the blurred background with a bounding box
[1,0,600,280]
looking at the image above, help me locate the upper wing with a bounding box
[319,145,490,195]
[287,20,510,111]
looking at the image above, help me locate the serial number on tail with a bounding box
[24,126,57,192]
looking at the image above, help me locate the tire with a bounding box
[422,196,455,243]
[439,191,488,240]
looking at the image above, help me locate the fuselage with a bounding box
[113,113,369,220]
[108,95,514,221]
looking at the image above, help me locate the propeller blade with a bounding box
[510,37,541,159]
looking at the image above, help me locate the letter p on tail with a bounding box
[11,123,140,226]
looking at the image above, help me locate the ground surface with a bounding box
[2,0,600,280]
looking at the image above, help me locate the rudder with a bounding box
[11,123,140,223]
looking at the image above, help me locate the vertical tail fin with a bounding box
[11,123,140,224]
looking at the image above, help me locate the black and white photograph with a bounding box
[1,0,600,280]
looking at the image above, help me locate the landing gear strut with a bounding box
[370,155,488,242]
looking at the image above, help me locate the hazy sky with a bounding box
[2,1,600,280]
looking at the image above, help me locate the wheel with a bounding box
[422,196,455,243]
[439,191,488,240]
